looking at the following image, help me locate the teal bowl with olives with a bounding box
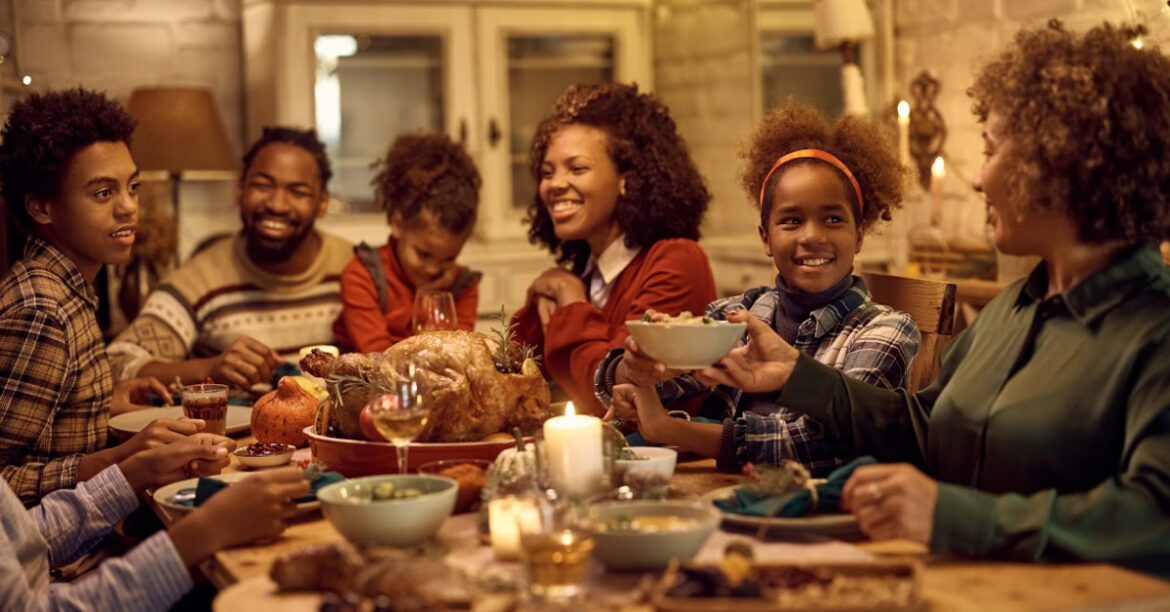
[317,474,457,546]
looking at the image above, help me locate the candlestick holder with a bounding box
[907,71,947,192]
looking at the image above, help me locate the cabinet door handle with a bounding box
[459,118,468,146]
[488,118,502,149]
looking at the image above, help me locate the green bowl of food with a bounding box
[626,313,746,369]
[317,474,457,546]
[585,500,720,570]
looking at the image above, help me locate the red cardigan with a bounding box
[512,238,716,416]
[333,238,479,353]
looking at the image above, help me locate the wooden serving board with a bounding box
[213,575,320,612]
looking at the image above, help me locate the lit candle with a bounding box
[897,100,910,168]
[488,496,542,560]
[930,156,945,227]
[543,402,604,499]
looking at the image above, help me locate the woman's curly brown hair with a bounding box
[968,19,1170,243]
[741,101,905,235]
[526,83,710,273]
[373,132,481,234]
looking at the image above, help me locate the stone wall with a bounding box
[18,0,244,154]
[893,0,1170,279]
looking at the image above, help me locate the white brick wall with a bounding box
[894,0,1170,280]
[20,0,244,155]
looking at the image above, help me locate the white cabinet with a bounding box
[242,0,653,318]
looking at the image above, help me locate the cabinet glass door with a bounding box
[315,34,444,213]
[477,7,651,241]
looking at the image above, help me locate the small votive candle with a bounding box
[488,496,542,561]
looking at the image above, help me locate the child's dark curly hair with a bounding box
[373,132,480,234]
[242,126,332,189]
[526,82,710,273]
[0,88,136,233]
[741,101,905,235]
[968,20,1170,243]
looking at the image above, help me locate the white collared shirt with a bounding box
[582,236,641,309]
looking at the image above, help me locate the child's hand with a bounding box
[617,329,689,387]
[611,383,672,444]
[418,264,461,292]
[118,437,230,492]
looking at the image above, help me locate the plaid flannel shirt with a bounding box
[0,238,112,504]
[596,277,920,475]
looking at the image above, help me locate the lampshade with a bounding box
[814,0,875,50]
[126,88,237,172]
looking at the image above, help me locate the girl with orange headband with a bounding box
[595,102,919,475]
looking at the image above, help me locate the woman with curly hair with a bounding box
[600,101,919,475]
[333,132,482,352]
[511,83,716,415]
[666,20,1170,571]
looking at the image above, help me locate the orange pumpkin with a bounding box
[252,376,319,446]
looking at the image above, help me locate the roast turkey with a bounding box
[300,330,551,442]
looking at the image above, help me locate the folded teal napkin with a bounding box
[175,471,344,508]
[713,456,877,517]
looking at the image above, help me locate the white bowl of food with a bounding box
[233,442,296,468]
[625,314,746,370]
[317,474,457,547]
[585,500,720,570]
[615,446,678,482]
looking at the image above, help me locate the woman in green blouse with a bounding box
[686,20,1170,571]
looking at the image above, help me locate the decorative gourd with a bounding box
[252,376,319,446]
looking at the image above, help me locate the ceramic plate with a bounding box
[109,405,252,438]
[152,472,320,516]
[701,485,859,537]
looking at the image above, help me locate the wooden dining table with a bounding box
[144,434,1170,611]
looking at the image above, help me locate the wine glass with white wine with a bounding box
[367,369,430,474]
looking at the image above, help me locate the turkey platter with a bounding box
[300,330,551,443]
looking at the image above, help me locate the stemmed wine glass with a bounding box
[412,290,458,333]
[367,367,430,474]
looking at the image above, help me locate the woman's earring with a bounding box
[619,180,627,197]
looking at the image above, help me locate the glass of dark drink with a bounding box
[181,383,229,436]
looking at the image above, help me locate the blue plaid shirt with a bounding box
[596,277,920,475]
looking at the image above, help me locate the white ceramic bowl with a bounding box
[317,474,457,547]
[615,446,678,481]
[625,320,746,369]
[585,500,720,570]
[233,443,295,468]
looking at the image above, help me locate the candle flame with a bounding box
[564,401,575,417]
[897,100,910,119]
[931,156,945,177]
[1132,37,1144,50]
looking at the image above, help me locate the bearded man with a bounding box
[107,127,352,388]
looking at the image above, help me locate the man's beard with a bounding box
[244,217,314,263]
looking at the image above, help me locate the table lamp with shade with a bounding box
[813,0,875,117]
[120,88,238,317]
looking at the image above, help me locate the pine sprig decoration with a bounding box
[489,306,540,374]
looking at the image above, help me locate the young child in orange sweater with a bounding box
[333,133,482,352]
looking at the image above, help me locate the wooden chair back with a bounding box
[860,272,957,393]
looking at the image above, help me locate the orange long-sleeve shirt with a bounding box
[512,238,716,416]
[333,237,479,353]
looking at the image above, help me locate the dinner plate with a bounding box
[153,472,320,516]
[109,405,253,438]
[701,485,860,537]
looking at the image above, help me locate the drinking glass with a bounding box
[412,290,458,333]
[517,493,595,604]
[367,375,430,474]
[181,383,229,436]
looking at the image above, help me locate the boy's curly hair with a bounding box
[526,82,710,273]
[968,19,1170,243]
[741,101,905,235]
[373,132,480,235]
[0,88,136,233]
[242,126,332,189]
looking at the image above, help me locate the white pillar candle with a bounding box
[897,100,911,168]
[543,402,604,499]
[930,156,945,227]
[488,496,542,560]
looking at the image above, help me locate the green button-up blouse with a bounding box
[779,244,1170,572]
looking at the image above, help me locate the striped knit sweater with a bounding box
[106,231,353,380]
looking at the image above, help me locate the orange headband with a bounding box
[758,149,864,215]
